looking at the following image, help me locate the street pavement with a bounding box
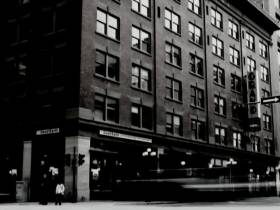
[1,197,280,210]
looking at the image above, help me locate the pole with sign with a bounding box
[261,96,280,105]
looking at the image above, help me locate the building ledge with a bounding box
[226,0,280,34]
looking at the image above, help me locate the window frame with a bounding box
[214,95,226,116]
[96,9,120,40]
[191,119,205,141]
[228,20,239,40]
[131,0,151,18]
[164,8,181,34]
[166,113,183,136]
[190,85,205,109]
[95,50,120,81]
[211,8,223,30]
[165,42,182,67]
[188,0,201,15]
[131,25,151,54]
[166,77,182,102]
[131,64,152,92]
[213,65,225,87]
[212,36,224,58]
[188,22,203,46]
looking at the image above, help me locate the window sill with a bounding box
[165,97,183,104]
[246,46,255,53]
[231,90,242,94]
[229,35,239,42]
[131,9,152,21]
[211,24,223,32]
[94,74,120,85]
[164,27,181,37]
[261,79,270,84]
[229,62,240,69]
[130,126,153,132]
[190,104,205,111]
[187,9,202,18]
[130,86,152,95]
[214,113,227,118]
[188,40,203,49]
[94,119,119,125]
[95,31,120,44]
[213,82,225,89]
[212,53,224,60]
[189,71,204,79]
[131,47,152,57]
[165,61,182,70]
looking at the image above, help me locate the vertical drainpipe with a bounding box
[202,0,209,143]
[153,0,157,134]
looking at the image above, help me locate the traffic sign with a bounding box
[261,96,280,104]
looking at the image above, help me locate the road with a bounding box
[1,197,280,210]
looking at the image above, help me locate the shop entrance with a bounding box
[30,135,65,201]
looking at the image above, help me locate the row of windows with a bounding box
[95,49,245,94]
[96,6,269,60]
[93,93,273,153]
[96,49,272,99]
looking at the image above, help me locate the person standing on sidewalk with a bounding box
[55,181,65,205]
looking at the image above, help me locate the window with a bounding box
[166,113,182,136]
[229,47,240,66]
[191,119,205,141]
[95,50,119,81]
[132,0,150,17]
[211,8,222,29]
[131,65,151,91]
[166,77,182,101]
[188,23,202,45]
[263,114,272,131]
[165,9,181,34]
[165,42,181,66]
[8,17,30,44]
[213,66,225,86]
[251,135,260,152]
[131,104,152,129]
[232,101,241,119]
[190,54,203,76]
[190,86,204,108]
[228,20,238,39]
[94,94,119,123]
[231,74,241,92]
[247,57,256,72]
[214,95,226,116]
[96,9,119,40]
[132,26,151,53]
[215,126,226,145]
[265,139,272,154]
[246,32,255,51]
[260,65,269,82]
[212,36,224,57]
[233,131,242,149]
[259,41,268,58]
[188,0,201,15]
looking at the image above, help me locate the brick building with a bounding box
[1,0,280,202]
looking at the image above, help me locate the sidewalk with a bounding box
[1,197,280,210]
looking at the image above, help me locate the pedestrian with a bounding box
[55,181,65,205]
[39,173,49,205]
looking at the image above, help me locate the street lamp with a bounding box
[226,158,237,184]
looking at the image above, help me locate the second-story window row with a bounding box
[94,94,119,123]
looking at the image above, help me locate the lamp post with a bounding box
[226,158,237,184]
[142,148,159,175]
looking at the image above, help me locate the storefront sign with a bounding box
[36,128,60,135]
[99,130,152,143]
[247,71,261,131]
